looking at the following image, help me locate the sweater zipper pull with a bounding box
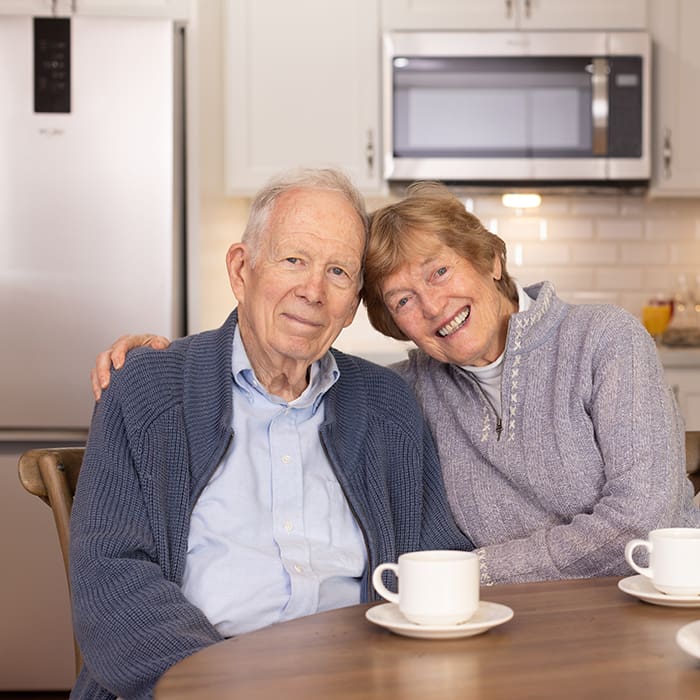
[496,417,503,441]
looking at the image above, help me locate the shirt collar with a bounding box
[231,325,339,412]
[516,281,533,314]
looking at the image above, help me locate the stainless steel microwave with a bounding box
[382,31,651,186]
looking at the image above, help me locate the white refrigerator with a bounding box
[0,13,186,689]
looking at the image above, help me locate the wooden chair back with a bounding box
[18,446,85,677]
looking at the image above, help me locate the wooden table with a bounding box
[155,577,700,700]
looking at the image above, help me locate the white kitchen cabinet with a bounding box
[381,0,519,29]
[664,367,700,432]
[0,0,51,13]
[380,0,647,31]
[64,1,190,19]
[223,0,382,196]
[0,0,190,17]
[648,0,700,196]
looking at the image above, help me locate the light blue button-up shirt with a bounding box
[180,327,366,637]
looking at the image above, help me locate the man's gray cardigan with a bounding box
[69,309,473,700]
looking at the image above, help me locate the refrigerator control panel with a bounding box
[34,17,70,113]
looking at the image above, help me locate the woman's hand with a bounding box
[91,334,171,401]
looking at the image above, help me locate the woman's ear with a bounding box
[492,254,503,281]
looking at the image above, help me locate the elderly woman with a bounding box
[362,181,700,584]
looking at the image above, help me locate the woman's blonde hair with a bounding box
[363,182,518,341]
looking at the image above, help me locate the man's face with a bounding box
[229,188,365,374]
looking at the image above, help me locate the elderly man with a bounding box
[71,168,473,700]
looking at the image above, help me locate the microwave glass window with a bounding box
[393,57,619,159]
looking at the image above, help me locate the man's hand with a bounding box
[91,334,171,401]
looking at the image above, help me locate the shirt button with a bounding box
[294,564,304,574]
[281,455,291,463]
[284,520,293,533]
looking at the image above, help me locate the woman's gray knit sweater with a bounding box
[394,281,700,585]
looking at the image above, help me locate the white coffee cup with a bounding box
[372,550,479,626]
[625,528,700,596]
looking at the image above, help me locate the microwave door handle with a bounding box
[590,58,609,156]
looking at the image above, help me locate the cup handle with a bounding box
[624,539,653,578]
[372,563,400,604]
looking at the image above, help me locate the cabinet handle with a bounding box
[505,0,513,20]
[366,129,375,176]
[524,0,531,19]
[663,128,672,179]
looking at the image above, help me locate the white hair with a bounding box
[242,167,369,278]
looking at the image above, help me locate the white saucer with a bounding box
[365,601,514,640]
[676,620,700,659]
[618,575,700,607]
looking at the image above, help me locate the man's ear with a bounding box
[342,294,361,329]
[226,242,248,302]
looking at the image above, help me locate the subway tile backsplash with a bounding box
[597,219,644,240]
[473,194,700,319]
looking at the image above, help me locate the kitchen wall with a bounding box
[194,2,700,361]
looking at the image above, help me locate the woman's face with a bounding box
[380,241,516,367]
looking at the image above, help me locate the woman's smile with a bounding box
[437,307,471,337]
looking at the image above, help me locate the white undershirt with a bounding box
[460,283,532,417]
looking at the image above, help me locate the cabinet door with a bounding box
[522,0,647,30]
[224,0,381,195]
[649,0,700,196]
[0,0,191,17]
[381,0,647,30]
[381,0,517,30]
[68,0,190,18]
[665,368,700,432]
[0,0,51,13]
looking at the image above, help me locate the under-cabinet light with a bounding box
[501,193,542,209]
